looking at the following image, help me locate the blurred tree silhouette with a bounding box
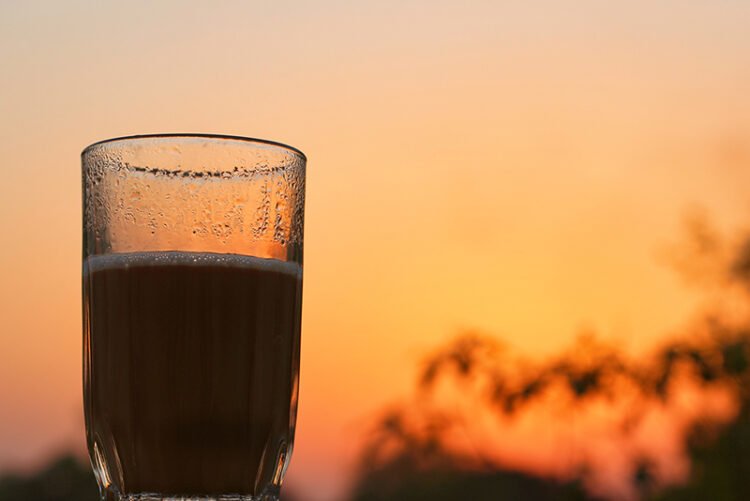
[350,329,750,501]
[350,218,750,501]
[0,455,98,501]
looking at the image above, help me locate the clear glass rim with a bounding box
[81,133,307,162]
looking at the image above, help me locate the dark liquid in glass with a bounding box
[83,252,302,497]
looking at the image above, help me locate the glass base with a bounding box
[104,494,278,501]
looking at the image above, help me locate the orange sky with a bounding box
[1,1,749,500]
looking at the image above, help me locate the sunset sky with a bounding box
[1,1,749,500]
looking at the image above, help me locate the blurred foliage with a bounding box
[0,455,98,501]
[350,329,750,501]
[352,467,593,501]
[350,221,750,501]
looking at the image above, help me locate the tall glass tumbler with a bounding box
[82,135,306,501]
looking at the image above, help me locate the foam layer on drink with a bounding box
[85,251,301,277]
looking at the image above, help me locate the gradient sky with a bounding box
[1,1,749,499]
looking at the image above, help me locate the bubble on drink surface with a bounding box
[84,251,302,277]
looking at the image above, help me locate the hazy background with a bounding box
[1,1,749,500]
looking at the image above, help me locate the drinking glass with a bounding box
[82,134,306,501]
